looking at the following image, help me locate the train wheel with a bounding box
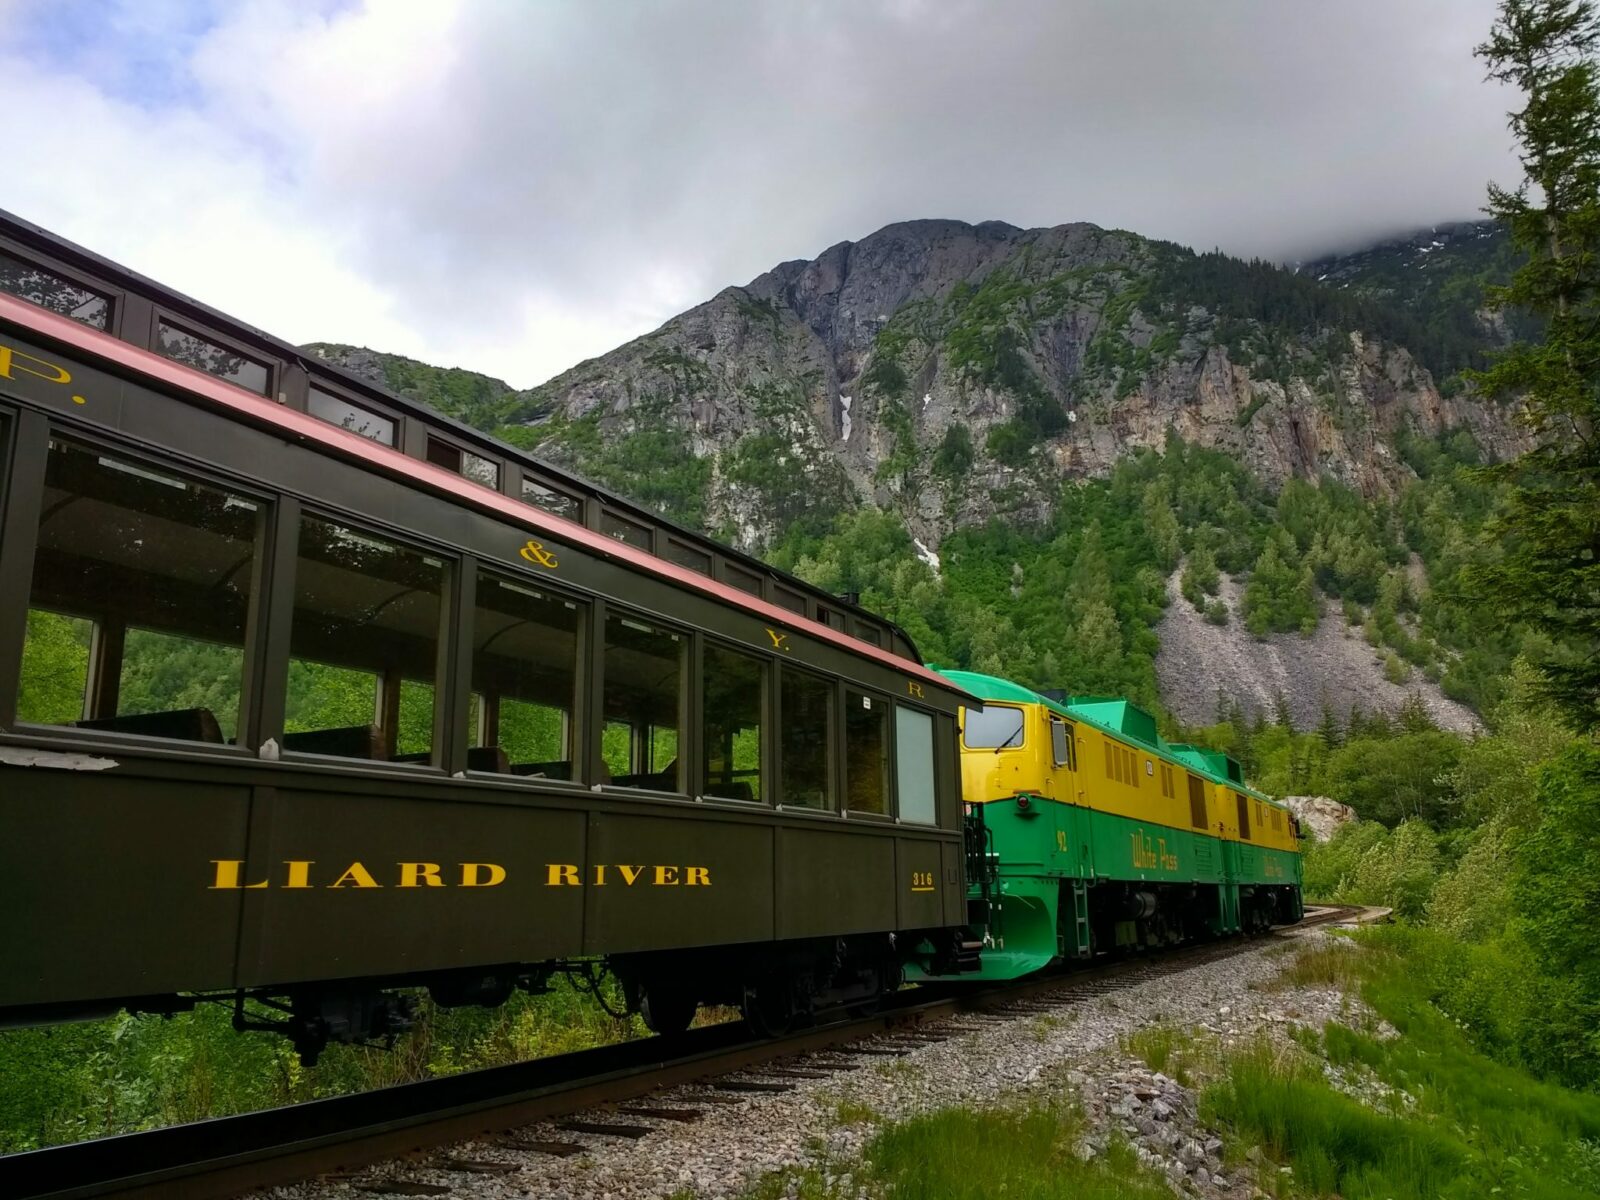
[640,987,698,1036]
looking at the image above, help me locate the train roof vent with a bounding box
[1065,698,1159,749]
[1224,756,1244,783]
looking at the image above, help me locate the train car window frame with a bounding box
[150,310,276,398]
[773,586,808,615]
[843,686,892,819]
[776,664,837,815]
[597,605,685,795]
[466,567,587,787]
[719,560,764,597]
[894,702,937,825]
[0,239,120,335]
[698,636,766,804]
[600,509,653,552]
[425,434,501,490]
[12,434,270,754]
[521,474,583,524]
[664,537,713,577]
[305,379,400,447]
[280,509,452,770]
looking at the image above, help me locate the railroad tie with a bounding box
[713,1079,796,1093]
[838,1046,911,1057]
[492,1137,588,1157]
[437,1158,518,1174]
[356,1183,453,1197]
[620,1106,703,1122]
[558,1120,656,1138]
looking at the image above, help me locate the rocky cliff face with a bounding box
[485,219,1525,552]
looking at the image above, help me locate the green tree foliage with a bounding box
[1179,544,1220,609]
[16,611,90,725]
[1323,730,1464,825]
[1474,0,1600,731]
[1242,531,1318,636]
[1509,744,1600,1080]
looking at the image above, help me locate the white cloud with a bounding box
[2,0,1517,391]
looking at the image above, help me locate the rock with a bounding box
[1194,1166,1211,1187]
[1278,795,1358,842]
[1204,1136,1223,1155]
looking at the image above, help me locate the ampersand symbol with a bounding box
[519,539,559,569]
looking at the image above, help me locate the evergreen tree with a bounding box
[1316,701,1345,749]
[1474,0,1600,730]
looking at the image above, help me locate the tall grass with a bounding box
[1203,939,1600,1200]
[0,974,650,1152]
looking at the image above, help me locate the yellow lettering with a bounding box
[209,859,269,890]
[619,864,646,885]
[519,539,559,569]
[398,862,443,888]
[594,864,607,886]
[0,345,71,385]
[765,628,790,652]
[654,865,680,885]
[459,862,506,887]
[328,862,381,889]
[686,866,710,886]
[547,863,579,886]
[282,860,314,889]
[907,681,924,699]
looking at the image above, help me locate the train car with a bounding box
[0,210,978,1061]
[918,671,1302,980]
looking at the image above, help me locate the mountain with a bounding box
[451,218,1520,552]
[310,218,1531,726]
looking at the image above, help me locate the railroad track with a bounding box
[4,906,1372,1200]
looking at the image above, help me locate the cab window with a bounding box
[964,703,1023,749]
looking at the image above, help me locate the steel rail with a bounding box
[2,907,1366,1200]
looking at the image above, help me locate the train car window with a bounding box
[1187,774,1207,829]
[1049,717,1074,768]
[895,706,936,824]
[845,690,889,815]
[722,563,763,596]
[16,440,259,743]
[855,622,882,647]
[963,704,1023,749]
[0,250,111,330]
[284,516,445,763]
[307,387,396,446]
[665,538,712,576]
[155,319,270,396]
[816,606,844,630]
[601,510,652,550]
[773,586,807,614]
[426,437,500,488]
[470,572,581,778]
[1235,791,1251,838]
[601,612,681,790]
[522,476,582,523]
[701,642,763,801]
[779,667,834,810]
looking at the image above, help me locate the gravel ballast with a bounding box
[254,922,1370,1200]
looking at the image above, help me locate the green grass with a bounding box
[740,1104,1174,1200]
[1201,939,1600,1200]
[0,975,648,1152]
[1121,1023,1212,1085]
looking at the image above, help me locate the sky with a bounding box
[0,0,1517,389]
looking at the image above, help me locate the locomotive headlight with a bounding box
[1015,793,1031,811]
